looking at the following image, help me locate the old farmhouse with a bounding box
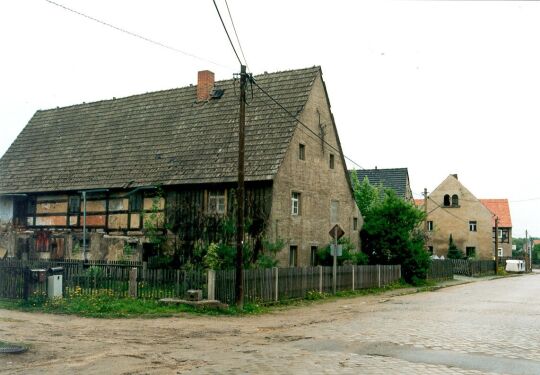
[0,67,361,266]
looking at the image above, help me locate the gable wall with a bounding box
[426,176,494,259]
[270,73,361,266]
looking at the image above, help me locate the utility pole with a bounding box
[494,217,499,273]
[525,229,530,272]
[235,64,246,308]
[333,226,338,294]
[423,188,428,233]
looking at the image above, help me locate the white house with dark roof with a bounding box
[0,67,361,266]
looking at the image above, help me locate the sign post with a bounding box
[329,224,344,294]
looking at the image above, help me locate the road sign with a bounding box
[329,224,345,240]
[330,244,343,256]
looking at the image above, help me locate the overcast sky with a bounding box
[0,0,538,238]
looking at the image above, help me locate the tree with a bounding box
[360,189,430,285]
[350,170,381,216]
[446,234,464,259]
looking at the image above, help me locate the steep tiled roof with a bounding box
[0,67,321,193]
[480,199,512,227]
[352,168,410,199]
[414,199,424,207]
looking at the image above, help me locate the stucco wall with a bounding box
[426,175,494,259]
[270,73,361,266]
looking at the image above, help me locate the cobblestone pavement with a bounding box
[1,274,540,374]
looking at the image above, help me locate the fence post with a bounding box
[208,269,216,301]
[319,265,323,293]
[175,269,180,297]
[378,265,381,288]
[273,267,279,302]
[142,261,147,281]
[352,266,355,291]
[129,267,138,298]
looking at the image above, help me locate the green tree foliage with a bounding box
[360,189,430,285]
[446,234,464,259]
[350,170,381,215]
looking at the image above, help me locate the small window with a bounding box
[208,190,226,214]
[68,196,80,214]
[428,246,434,255]
[427,221,433,231]
[451,194,459,207]
[443,194,450,207]
[299,144,305,160]
[498,248,503,257]
[289,245,298,267]
[498,229,503,239]
[329,154,335,169]
[330,200,339,223]
[291,192,301,215]
[469,221,477,232]
[310,246,318,266]
[466,246,476,258]
[353,217,358,231]
[129,193,143,212]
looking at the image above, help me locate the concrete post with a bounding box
[273,267,279,302]
[208,269,216,301]
[129,267,138,298]
[352,266,355,291]
[378,265,381,288]
[319,265,323,293]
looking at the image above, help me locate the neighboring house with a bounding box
[0,67,361,266]
[417,174,511,259]
[351,168,413,201]
[479,199,513,258]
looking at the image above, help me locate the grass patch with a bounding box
[0,280,422,318]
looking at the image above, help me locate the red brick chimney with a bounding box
[197,70,214,101]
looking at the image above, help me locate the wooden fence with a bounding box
[427,260,454,281]
[0,260,401,304]
[214,265,402,305]
[451,259,496,277]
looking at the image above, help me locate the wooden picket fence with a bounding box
[214,265,402,305]
[451,259,496,277]
[427,260,454,281]
[0,259,401,304]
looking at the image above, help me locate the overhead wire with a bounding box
[224,0,249,71]
[212,0,243,66]
[44,0,232,69]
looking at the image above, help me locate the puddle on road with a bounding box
[297,340,540,375]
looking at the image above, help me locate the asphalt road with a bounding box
[1,273,539,374]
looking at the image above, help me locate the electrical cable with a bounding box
[44,0,232,69]
[224,0,249,71]
[212,0,243,66]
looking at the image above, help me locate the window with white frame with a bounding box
[498,248,503,257]
[208,190,226,214]
[469,221,477,232]
[291,192,301,215]
[427,221,434,231]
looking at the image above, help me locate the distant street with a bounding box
[2,273,540,374]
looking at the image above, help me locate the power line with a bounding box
[212,0,243,66]
[44,0,231,69]
[251,79,365,170]
[224,0,249,71]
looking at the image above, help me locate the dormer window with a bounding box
[451,194,459,207]
[443,194,450,207]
